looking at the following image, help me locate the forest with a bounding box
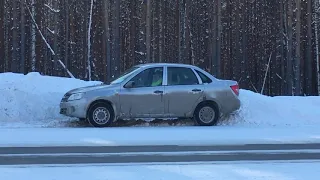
[0,0,320,96]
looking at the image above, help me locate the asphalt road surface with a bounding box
[1,143,320,165]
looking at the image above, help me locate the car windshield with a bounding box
[110,66,140,84]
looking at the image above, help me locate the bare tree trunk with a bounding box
[306,0,313,95]
[316,0,320,95]
[0,0,4,71]
[178,0,184,63]
[53,0,59,75]
[279,0,285,95]
[86,0,94,80]
[103,0,111,81]
[294,0,301,95]
[64,0,69,75]
[31,0,36,71]
[11,0,19,72]
[159,0,163,62]
[114,0,121,77]
[287,0,293,95]
[19,1,26,73]
[185,0,191,64]
[211,1,216,74]
[235,0,241,80]
[146,0,151,63]
[216,0,221,77]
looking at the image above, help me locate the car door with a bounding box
[164,66,204,117]
[119,67,165,118]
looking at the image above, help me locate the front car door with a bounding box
[164,66,204,118]
[119,67,165,119]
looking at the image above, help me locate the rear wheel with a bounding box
[193,102,219,126]
[87,102,115,127]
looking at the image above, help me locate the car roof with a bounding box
[135,63,196,69]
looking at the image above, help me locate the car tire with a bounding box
[87,102,115,128]
[193,102,219,126]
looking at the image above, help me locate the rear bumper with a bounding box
[220,96,241,115]
[59,99,88,118]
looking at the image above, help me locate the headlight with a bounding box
[67,93,84,101]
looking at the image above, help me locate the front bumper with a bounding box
[59,99,88,118]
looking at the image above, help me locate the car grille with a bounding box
[61,93,71,102]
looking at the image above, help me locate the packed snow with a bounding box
[0,72,320,128]
[1,161,320,180]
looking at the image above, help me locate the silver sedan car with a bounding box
[60,63,240,127]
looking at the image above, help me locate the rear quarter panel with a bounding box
[203,80,241,116]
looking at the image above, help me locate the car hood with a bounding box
[67,83,118,94]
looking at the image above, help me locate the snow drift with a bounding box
[0,72,101,127]
[0,72,320,128]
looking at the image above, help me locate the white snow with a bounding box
[230,90,320,127]
[0,161,320,180]
[0,72,101,127]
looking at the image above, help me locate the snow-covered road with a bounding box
[1,143,320,165]
[1,126,320,147]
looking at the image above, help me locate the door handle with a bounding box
[192,89,202,92]
[154,90,163,94]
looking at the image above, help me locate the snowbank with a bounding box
[0,72,101,127]
[0,72,319,128]
[230,90,320,127]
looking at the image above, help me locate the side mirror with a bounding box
[125,81,135,88]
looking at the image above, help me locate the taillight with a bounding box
[230,84,239,96]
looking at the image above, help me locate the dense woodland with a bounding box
[0,0,320,96]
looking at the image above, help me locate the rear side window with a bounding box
[195,70,212,84]
[167,67,199,85]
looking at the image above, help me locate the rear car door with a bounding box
[164,66,204,117]
[119,67,165,118]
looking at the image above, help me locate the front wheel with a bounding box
[87,102,115,127]
[193,102,219,126]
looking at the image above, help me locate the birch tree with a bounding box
[86,0,94,81]
[30,0,36,71]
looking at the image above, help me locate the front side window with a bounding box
[127,67,163,88]
[167,67,199,86]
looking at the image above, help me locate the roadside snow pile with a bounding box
[0,72,320,128]
[225,90,320,127]
[0,72,101,127]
